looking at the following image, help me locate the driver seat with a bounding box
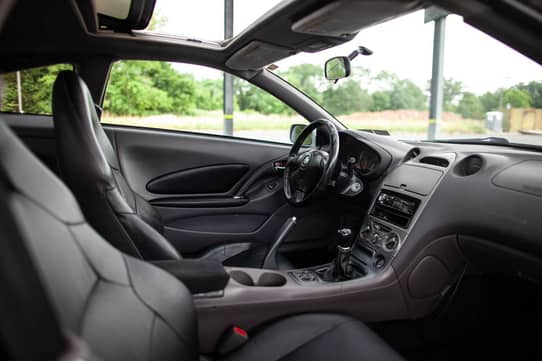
[52,71,289,267]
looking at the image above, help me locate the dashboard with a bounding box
[335,127,542,287]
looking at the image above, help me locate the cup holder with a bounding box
[230,270,255,286]
[257,272,287,287]
[229,270,286,287]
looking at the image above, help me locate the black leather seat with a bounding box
[52,70,180,261]
[0,119,404,361]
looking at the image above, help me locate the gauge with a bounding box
[358,150,379,175]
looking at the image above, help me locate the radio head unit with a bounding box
[370,190,421,228]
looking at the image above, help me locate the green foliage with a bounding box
[235,78,291,115]
[370,91,391,112]
[479,91,500,113]
[502,88,531,108]
[457,92,485,119]
[0,64,72,114]
[104,61,196,116]
[321,79,372,115]
[196,79,222,111]
[389,79,427,110]
[517,81,542,108]
[3,60,540,124]
[443,78,464,111]
[279,64,324,103]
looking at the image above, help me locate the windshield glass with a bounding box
[273,10,542,147]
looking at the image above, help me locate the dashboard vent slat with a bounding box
[420,156,449,168]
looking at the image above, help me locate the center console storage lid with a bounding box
[384,165,443,196]
[152,259,230,294]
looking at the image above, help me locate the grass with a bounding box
[101,110,487,136]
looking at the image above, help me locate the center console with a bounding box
[289,189,422,284]
[288,159,452,284]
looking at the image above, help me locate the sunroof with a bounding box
[144,0,284,41]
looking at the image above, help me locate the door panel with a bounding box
[110,126,337,256]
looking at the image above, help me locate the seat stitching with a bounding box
[67,224,131,287]
[77,277,99,334]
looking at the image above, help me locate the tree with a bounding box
[104,61,196,116]
[370,91,391,111]
[517,81,542,108]
[479,91,500,113]
[321,79,372,115]
[503,88,531,108]
[457,92,484,119]
[279,64,324,103]
[235,78,291,115]
[195,79,222,111]
[389,79,426,110]
[443,78,464,111]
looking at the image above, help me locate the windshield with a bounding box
[273,10,542,147]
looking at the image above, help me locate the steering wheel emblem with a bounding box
[302,154,311,166]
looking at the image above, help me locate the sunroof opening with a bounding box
[144,0,284,40]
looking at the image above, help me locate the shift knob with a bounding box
[337,228,354,248]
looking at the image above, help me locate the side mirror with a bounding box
[324,56,351,81]
[290,124,315,146]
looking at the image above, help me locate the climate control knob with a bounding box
[384,234,399,251]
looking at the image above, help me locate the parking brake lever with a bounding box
[262,217,297,270]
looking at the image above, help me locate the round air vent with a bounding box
[403,148,420,162]
[454,155,483,176]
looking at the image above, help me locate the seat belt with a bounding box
[0,180,68,361]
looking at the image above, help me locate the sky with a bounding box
[149,0,542,95]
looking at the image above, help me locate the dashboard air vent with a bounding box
[420,156,449,168]
[454,155,483,176]
[403,148,420,162]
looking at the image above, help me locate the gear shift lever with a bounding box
[335,228,354,279]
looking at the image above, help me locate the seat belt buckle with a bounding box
[217,326,249,355]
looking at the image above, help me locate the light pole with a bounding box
[223,0,234,136]
[425,7,449,140]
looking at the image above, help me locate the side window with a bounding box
[102,60,306,143]
[0,64,73,115]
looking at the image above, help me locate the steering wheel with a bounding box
[283,118,340,206]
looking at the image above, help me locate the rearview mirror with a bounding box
[324,56,351,81]
[96,0,156,31]
[290,124,315,146]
